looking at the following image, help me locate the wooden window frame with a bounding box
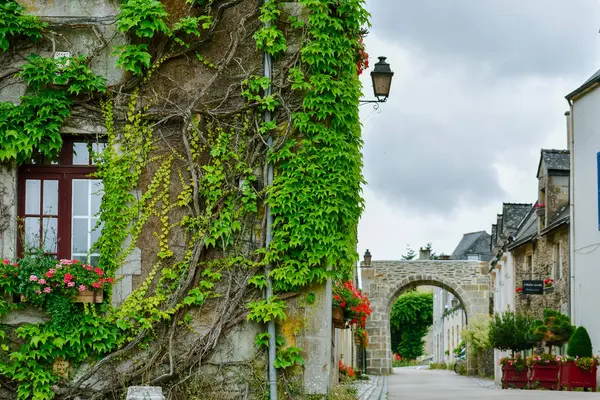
[17,137,100,259]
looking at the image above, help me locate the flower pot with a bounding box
[354,334,361,345]
[74,290,103,303]
[544,286,554,294]
[519,293,527,300]
[501,364,528,389]
[559,361,597,391]
[529,363,559,390]
[536,207,546,217]
[332,306,346,329]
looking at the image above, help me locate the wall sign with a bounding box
[523,280,544,295]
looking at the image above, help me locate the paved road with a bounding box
[388,368,599,399]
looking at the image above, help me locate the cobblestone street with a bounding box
[384,368,599,399]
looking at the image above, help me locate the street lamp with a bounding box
[363,249,372,267]
[360,56,394,106]
[451,297,459,308]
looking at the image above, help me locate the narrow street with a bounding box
[387,368,599,399]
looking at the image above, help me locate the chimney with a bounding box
[419,248,431,260]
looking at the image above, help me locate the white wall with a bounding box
[491,254,515,383]
[571,86,600,355]
[432,288,465,364]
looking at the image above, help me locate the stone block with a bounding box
[126,386,164,400]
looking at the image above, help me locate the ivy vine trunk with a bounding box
[0,0,369,399]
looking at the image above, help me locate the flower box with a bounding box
[74,289,103,303]
[536,207,546,217]
[559,361,597,392]
[20,289,103,303]
[333,306,346,329]
[529,363,559,390]
[501,364,528,389]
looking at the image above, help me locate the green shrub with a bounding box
[530,309,574,353]
[489,310,535,355]
[462,317,490,352]
[568,326,593,358]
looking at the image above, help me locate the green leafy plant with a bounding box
[113,44,152,75]
[461,316,490,353]
[0,1,47,52]
[253,0,287,55]
[116,0,170,38]
[390,291,433,360]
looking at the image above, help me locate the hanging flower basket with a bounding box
[333,306,346,329]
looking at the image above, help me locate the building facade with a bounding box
[567,69,600,355]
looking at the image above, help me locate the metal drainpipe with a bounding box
[261,0,277,398]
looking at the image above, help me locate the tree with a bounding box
[529,309,574,353]
[390,291,433,359]
[489,310,536,356]
[401,246,416,260]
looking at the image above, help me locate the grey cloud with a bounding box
[369,0,600,77]
[363,113,506,213]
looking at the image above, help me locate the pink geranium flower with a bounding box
[67,281,76,287]
[78,285,86,292]
[43,287,51,293]
[38,279,46,285]
[29,275,38,282]
[2,259,9,265]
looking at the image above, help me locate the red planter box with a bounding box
[530,363,559,390]
[559,361,597,392]
[501,365,528,389]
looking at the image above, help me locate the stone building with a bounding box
[0,0,365,398]
[508,150,570,318]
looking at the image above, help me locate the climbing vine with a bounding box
[0,0,370,398]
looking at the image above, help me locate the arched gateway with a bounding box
[360,259,490,375]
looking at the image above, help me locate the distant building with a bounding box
[431,232,492,364]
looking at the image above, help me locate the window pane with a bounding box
[73,142,90,165]
[42,180,59,215]
[91,143,106,165]
[90,180,103,216]
[24,217,40,248]
[90,218,101,249]
[89,256,99,267]
[72,218,88,254]
[43,217,58,253]
[72,180,89,216]
[25,180,41,214]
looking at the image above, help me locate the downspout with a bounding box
[262,0,277,398]
[566,106,575,322]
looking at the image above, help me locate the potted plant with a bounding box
[528,309,574,390]
[535,202,546,216]
[544,278,554,294]
[354,326,368,347]
[489,310,535,389]
[559,326,598,391]
[516,287,526,300]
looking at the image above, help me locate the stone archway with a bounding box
[360,259,490,375]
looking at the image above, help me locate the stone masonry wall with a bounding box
[513,226,569,318]
[360,260,490,375]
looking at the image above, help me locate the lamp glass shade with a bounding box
[363,249,372,267]
[370,56,394,100]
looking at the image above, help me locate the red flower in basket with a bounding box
[516,287,523,294]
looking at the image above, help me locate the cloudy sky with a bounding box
[358,0,600,259]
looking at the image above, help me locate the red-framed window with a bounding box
[17,137,106,265]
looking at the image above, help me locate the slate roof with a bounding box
[537,149,570,177]
[507,205,536,250]
[566,68,600,100]
[451,231,493,261]
[502,203,532,232]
